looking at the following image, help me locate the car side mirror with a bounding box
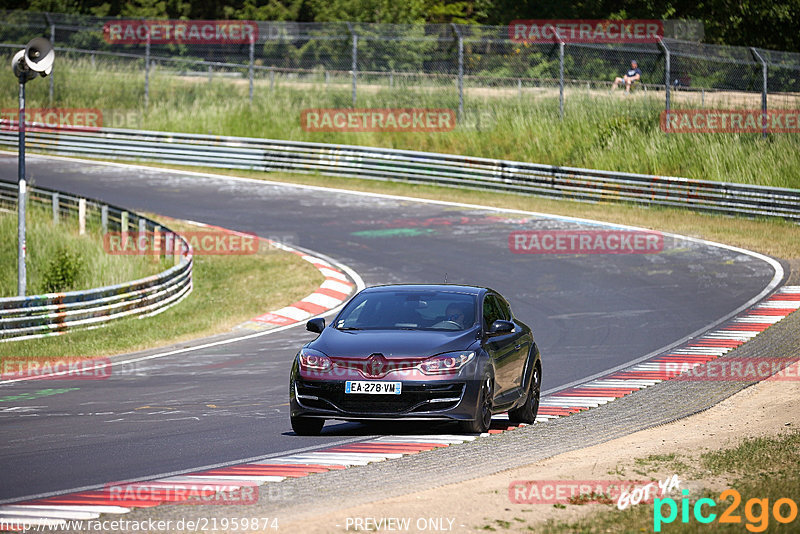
[306,318,325,334]
[489,319,514,334]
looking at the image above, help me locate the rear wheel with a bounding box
[508,364,540,425]
[460,372,493,433]
[291,415,324,436]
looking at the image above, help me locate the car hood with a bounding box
[310,327,479,359]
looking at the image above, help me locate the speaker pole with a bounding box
[17,75,26,296]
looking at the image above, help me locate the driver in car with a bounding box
[445,303,468,329]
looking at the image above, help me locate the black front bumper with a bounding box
[291,377,474,420]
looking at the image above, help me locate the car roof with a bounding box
[360,284,487,296]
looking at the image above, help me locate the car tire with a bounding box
[508,363,540,425]
[460,372,493,434]
[291,416,324,436]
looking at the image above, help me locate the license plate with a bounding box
[345,381,402,395]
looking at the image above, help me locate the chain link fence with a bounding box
[1,11,799,127]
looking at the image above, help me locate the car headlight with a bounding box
[298,348,332,371]
[418,351,475,375]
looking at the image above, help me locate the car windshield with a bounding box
[334,290,478,331]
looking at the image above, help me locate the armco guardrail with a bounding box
[1,125,799,221]
[0,180,192,341]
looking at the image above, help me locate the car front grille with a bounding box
[295,379,464,414]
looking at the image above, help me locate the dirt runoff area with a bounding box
[282,360,800,533]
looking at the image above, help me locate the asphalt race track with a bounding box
[0,153,780,503]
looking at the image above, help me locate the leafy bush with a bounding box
[41,247,84,293]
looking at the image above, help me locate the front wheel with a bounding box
[508,364,540,425]
[460,373,493,433]
[291,415,324,436]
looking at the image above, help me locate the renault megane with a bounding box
[289,284,541,435]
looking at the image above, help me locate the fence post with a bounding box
[348,23,358,107]
[558,39,564,120]
[174,237,182,266]
[138,217,146,255]
[144,31,150,108]
[52,192,59,224]
[659,39,671,135]
[270,66,275,90]
[750,47,768,139]
[78,198,86,235]
[248,35,255,102]
[452,24,464,123]
[153,224,161,261]
[49,24,55,105]
[101,204,108,233]
[165,232,174,261]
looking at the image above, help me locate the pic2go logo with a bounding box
[654,489,799,532]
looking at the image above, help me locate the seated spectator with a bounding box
[612,60,641,93]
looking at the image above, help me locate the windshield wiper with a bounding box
[336,326,363,331]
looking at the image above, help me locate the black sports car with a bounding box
[289,284,541,435]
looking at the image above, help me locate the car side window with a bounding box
[482,294,503,329]
[496,296,512,321]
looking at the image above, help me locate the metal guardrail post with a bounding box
[138,217,146,254]
[659,39,671,135]
[174,236,182,266]
[270,66,275,90]
[153,224,161,260]
[52,192,59,224]
[452,24,464,123]
[750,48,768,139]
[78,198,86,235]
[121,210,128,234]
[101,204,108,233]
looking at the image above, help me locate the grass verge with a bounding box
[523,431,800,533]
[0,215,324,360]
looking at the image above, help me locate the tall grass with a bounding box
[0,205,169,296]
[1,54,798,188]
